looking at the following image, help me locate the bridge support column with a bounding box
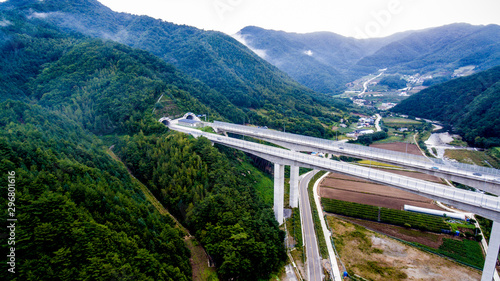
[289,165,299,208]
[481,221,500,281]
[274,163,284,225]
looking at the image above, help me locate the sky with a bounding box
[97,0,500,38]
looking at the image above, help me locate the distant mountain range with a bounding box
[236,24,500,94]
[392,66,500,147]
[0,0,351,138]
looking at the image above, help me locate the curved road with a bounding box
[299,171,323,281]
[359,71,384,97]
[375,114,382,132]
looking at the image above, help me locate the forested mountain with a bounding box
[392,65,500,147]
[0,2,286,280]
[358,23,500,73]
[236,26,409,93]
[0,101,192,280]
[0,0,351,138]
[237,24,500,94]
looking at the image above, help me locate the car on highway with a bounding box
[473,172,482,176]
[431,167,439,170]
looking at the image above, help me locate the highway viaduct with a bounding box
[162,117,500,281]
[208,121,500,196]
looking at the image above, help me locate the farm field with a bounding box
[383,117,422,127]
[370,142,422,155]
[320,172,444,210]
[445,149,500,169]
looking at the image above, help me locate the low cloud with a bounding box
[0,19,12,27]
[232,32,268,59]
[27,11,61,19]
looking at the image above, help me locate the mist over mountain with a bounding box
[237,24,500,94]
[0,0,353,138]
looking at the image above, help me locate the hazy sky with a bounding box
[97,0,500,38]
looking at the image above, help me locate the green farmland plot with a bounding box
[321,198,450,233]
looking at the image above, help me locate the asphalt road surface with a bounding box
[299,171,323,281]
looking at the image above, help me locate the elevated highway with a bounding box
[167,122,500,281]
[172,124,500,221]
[207,121,500,195]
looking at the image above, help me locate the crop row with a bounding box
[322,198,450,233]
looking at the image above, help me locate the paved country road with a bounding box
[299,171,323,281]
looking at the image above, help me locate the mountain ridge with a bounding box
[237,23,500,94]
[392,65,500,147]
[2,0,350,137]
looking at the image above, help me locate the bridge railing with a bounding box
[201,130,500,213]
[170,124,500,218]
[209,121,500,178]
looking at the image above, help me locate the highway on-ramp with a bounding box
[299,171,323,281]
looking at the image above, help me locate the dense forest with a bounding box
[114,133,286,280]
[237,23,500,94]
[0,0,354,138]
[356,23,500,74]
[0,101,191,280]
[392,65,500,147]
[0,3,287,280]
[378,75,407,90]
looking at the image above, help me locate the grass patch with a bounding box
[439,239,484,268]
[444,149,500,168]
[489,147,500,159]
[308,171,329,259]
[450,139,468,147]
[383,117,422,128]
[200,126,216,133]
[411,239,486,269]
[357,160,399,168]
[372,135,403,144]
[286,208,303,249]
[239,161,274,206]
[185,237,218,281]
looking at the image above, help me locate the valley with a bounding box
[1,0,500,281]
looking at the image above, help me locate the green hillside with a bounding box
[392,65,500,147]
[238,23,500,94]
[0,101,192,280]
[0,5,286,280]
[357,23,500,73]
[0,0,347,138]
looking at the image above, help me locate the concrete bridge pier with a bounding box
[289,165,299,208]
[274,163,285,225]
[481,221,500,281]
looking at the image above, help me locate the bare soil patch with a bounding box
[328,215,482,281]
[320,172,443,211]
[338,216,446,249]
[370,142,422,155]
